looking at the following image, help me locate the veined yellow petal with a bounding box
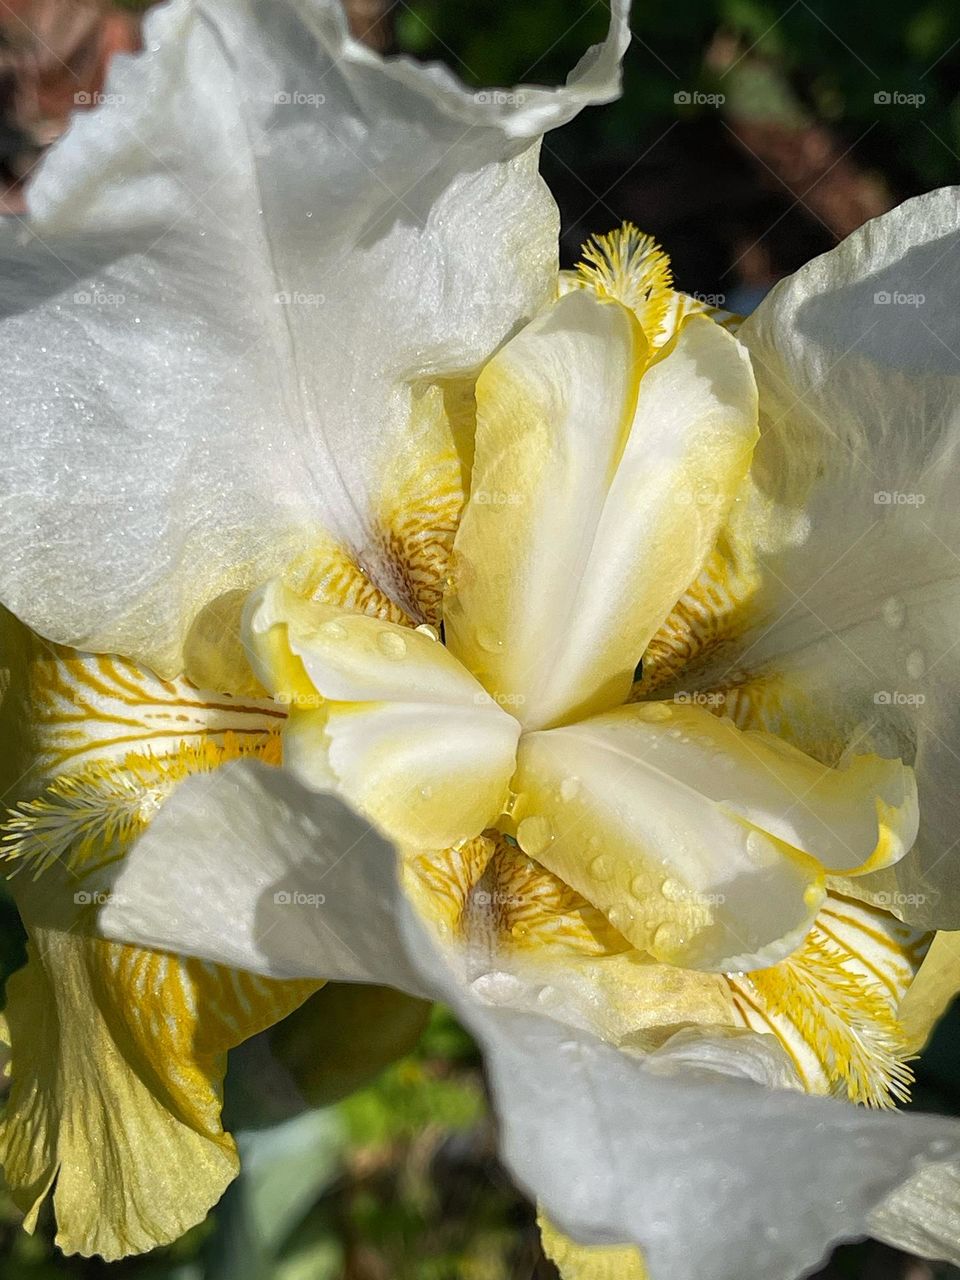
[244,580,520,850]
[0,926,316,1260]
[444,290,758,730]
[728,894,930,1107]
[0,626,284,878]
[508,702,915,971]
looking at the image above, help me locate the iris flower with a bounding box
[1,1,960,1277]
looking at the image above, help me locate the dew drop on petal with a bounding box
[660,877,683,901]
[906,648,926,679]
[589,853,613,881]
[653,921,683,955]
[559,776,581,802]
[882,596,906,630]
[415,623,440,641]
[376,630,407,659]
[639,702,672,722]
[517,814,553,856]
[476,627,503,653]
[318,620,347,641]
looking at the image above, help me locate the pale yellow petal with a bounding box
[444,290,757,729]
[539,1211,649,1280]
[0,926,315,1259]
[509,701,915,971]
[244,580,520,850]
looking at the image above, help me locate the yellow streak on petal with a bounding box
[0,927,316,1260]
[727,894,929,1107]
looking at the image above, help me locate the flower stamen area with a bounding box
[1,730,282,878]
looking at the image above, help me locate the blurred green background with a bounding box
[2,0,960,1277]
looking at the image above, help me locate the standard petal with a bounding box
[0,924,314,1259]
[508,701,916,970]
[444,293,757,729]
[244,581,520,850]
[0,0,629,676]
[656,188,960,928]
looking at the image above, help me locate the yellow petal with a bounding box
[444,289,757,730]
[898,928,960,1053]
[539,1211,649,1280]
[728,894,930,1107]
[509,701,916,971]
[245,580,520,850]
[0,926,316,1259]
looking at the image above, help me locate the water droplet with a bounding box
[471,971,523,1005]
[653,921,683,955]
[559,776,581,802]
[639,702,672,722]
[660,877,683,901]
[668,728,683,739]
[517,814,553,856]
[882,596,905,630]
[476,627,503,653]
[376,630,407,659]
[415,623,439,641]
[318,620,347,641]
[906,648,926,679]
[630,874,650,899]
[536,984,560,1008]
[589,853,613,881]
[420,784,434,799]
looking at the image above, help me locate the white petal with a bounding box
[684,187,960,928]
[0,0,629,675]
[100,760,426,995]
[98,755,960,1280]
[444,292,757,729]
